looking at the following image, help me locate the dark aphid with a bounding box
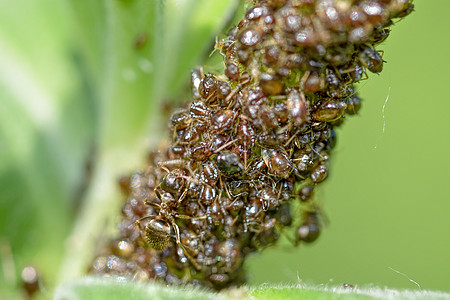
[167,144,187,159]
[189,101,210,119]
[301,71,326,93]
[277,6,302,33]
[389,0,414,18]
[199,184,217,205]
[170,111,190,130]
[360,0,389,26]
[370,28,390,45]
[207,201,225,225]
[239,27,262,47]
[340,60,365,83]
[298,185,314,202]
[217,81,232,100]
[236,119,256,147]
[180,126,199,143]
[225,63,240,81]
[211,110,236,133]
[201,161,219,185]
[215,151,244,175]
[261,148,293,179]
[198,74,218,99]
[245,5,270,21]
[345,94,362,115]
[263,45,280,67]
[359,46,384,73]
[258,187,280,210]
[258,105,280,130]
[313,100,347,122]
[191,68,204,100]
[294,150,314,173]
[189,142,212,161]
[310,163,328,183]
[297,212,321,243]
[259,73,283,95]
[287,89,308,126]
[134,32,149,49]
[244,198,264,226]
[228,180,250,198]
[274,202,292,226]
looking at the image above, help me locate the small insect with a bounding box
[359,46,384,73]
[136,175,206,270]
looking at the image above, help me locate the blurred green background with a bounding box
[248,0,450,292]
[0,0,448,298]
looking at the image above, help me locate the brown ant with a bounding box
[136,168,206,270]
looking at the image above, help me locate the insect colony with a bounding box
[90,0,413,290]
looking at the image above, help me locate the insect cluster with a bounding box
[90,0,413,290]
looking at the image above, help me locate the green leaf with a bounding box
[54,277,229,300]
[54,279,450,300]
[250,285,450,300]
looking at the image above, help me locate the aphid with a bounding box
[134,32,149,49]
[301,71,326,93]
[136,181,206,270]
[191,68,204,100]
[215,151,244,175]
[245,5,270,21]
[259,73,283,95]
[170,111,190,130]
[211,110,236,133]
[189,142,212,161]
[189,101,210,119]
[236,118,256,147]
[238,27,262,47]
[298,185,314,202]
[360,0,388,26]
[359,46,384,73]
[313,100,347,122]
[225,63,240,81]
[345,94,362,115]
[200,161,219,185]
[297,212,321,243]
[287,89,309,126]
[199,184,217,205]
[261,148,293,178]
[198,74,218,100]
[310,163,328,183]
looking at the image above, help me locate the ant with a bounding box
[135,168,206,271]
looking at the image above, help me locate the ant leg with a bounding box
[157,159,185,172]
[275,220,299,247]
[213,138,238,153]
[175,214,207,220]
[169,218,202,271]
[135,215,158,242]
[135,215,157,228]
